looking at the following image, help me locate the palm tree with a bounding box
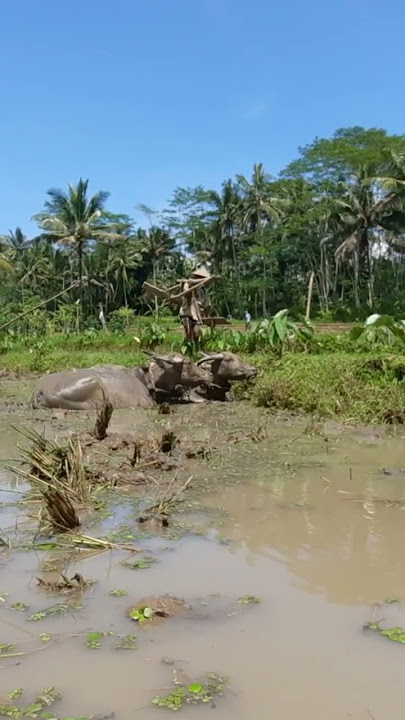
[2,227,31,256]
[324,157,405,308]
[32,179,121,308]
[138,226,175,314]
[0,229,19,274]
[107,239,142,309]
[236,163,285,315]
[0,249,14,274]
[237,164,284,230]
[19,238,54,292]
[206,181,240,270]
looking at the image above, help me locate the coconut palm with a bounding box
[0,229,19,273]
[32,179,121,306]
[236,163,286,314]
[107,239,142,308]
[323,157,405,308]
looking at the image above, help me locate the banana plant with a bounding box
[254,309,314,356]
[350,314,405,345]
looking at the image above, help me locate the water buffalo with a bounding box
[195,351,257,400]
[31,352,213,411]
[146,351,212,401]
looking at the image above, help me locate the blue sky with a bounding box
[1,0,404,235]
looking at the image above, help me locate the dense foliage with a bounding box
[1,126,405,332]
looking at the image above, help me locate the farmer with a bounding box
[179,267,213,342]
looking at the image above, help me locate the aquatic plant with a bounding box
[238,595,260,604]
[28,601,84,621]
[151,672,228,711]
[365,621,405,644]
[84,631,104,649]
[121,556,155,570]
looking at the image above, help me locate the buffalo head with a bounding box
[145,352,212,394]
[197,351,257,387]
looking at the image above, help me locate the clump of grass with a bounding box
[9,427,91,532]
[139,475,193,520]
[250,351,405,423]
[159,431,179,454]
[94,394,114,440]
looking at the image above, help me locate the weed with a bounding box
[10,428,89,531]
[0,687,60,719]
[238,595,260,604]
[28,601,84,621]
[10,602,29,612]
[121,557,156,570]
[84,632,104,649]
[129,606,155,623]
[365,622,405,644]
[115,634,137,650]
[152,672,228,711]
[251,351,405,422]
[0,644,15,654]
[39,633,52,643]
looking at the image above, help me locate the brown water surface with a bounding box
[0,397,404,719]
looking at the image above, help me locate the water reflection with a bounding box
[204,434,405,604]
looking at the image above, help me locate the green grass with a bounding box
[249,351,405,423]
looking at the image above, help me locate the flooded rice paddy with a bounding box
[0,381,404,719]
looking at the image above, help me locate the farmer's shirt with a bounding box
[179,281,208,322]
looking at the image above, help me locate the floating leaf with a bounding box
[39,633,52,643]
[129,606,154,622]
[151,672,228,710]
[365,621,405,644]
[238,595,260,604]
[121,557,155,570]
[84,632,104,649]
[109,589,126,597]
[23,702,43,717]
[11,602,30,612]
[188,683,203,694]
[115,634,137,650]
[35,687,60,706]
[0,643,15,654]
[7,689,23,700]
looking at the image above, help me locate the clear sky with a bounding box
[1,0,404,235]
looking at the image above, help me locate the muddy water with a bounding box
[0,395,404,719]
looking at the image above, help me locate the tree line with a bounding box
[1,125,405,330]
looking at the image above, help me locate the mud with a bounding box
[0,379,404,718]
